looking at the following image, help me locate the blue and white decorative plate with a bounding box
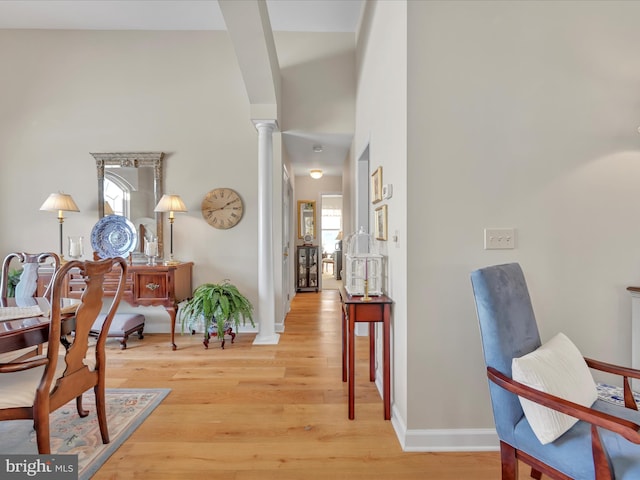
[91,215,138,259]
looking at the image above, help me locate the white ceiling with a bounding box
[0,0,360,177]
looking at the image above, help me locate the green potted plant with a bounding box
[7,268,23,297]
[179,280,254,348]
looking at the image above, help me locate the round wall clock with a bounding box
[201,188,244,229]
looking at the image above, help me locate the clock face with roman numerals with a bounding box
[201,188,244,229]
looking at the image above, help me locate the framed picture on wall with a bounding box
[375,204,388,241]
[371,166,383,204]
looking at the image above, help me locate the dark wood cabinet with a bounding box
[333,249,343,280]
[39,262,193,350]
[296,245,319,292]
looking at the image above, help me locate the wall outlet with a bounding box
[484,228,515,250]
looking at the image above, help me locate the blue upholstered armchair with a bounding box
[471,263,640,479]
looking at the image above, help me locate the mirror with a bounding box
[92,152,164,257]
[298,200,316,240]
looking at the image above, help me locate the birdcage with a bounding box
[344,227,383,296]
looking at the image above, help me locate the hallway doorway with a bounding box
[321,193,342,290]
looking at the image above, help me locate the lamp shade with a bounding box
[154,194,187,214]
[154,194,187,265]
[310,169,323,179]
[40,193,80,213]
[40,192,79,259]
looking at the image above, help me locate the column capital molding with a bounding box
[252,119,279,132]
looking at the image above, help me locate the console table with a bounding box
[40,262,193,350]
[338,286,392,420]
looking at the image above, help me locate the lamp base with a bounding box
[362,279,372,302]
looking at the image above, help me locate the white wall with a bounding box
[275,32,355,134]
[355,0,410,433]
[0,30,261,333]
[0,27,357,338]
[405,0,640,448]
[354,0,640,451]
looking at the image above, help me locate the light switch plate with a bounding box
[484,228,515,250]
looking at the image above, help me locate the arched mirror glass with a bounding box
[298,200,316,240]
[92,152,164,259]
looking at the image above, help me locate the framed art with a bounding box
[375,204,388,241]
[371,166,383,204]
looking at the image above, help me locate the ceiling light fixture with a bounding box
[310,169,323,180]
[313,144,323,153]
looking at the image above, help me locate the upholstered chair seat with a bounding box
[90,312,145,349]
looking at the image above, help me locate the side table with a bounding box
[39,261,193,350]
[338,286,393,420]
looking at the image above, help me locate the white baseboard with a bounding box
[391,404,498,451]
[404,428,498,451]
[372,376,499,452]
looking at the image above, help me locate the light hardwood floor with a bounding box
[95,289,528,479]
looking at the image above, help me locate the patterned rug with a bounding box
[0,388,170,479]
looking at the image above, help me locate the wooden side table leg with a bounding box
[348,304,356,420]
[167,305,177,350]
[383,304,391,420]
[342,306,347,383]
[369,322,376,382]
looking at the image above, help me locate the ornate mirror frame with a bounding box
[91,151,164,255]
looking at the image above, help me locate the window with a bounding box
[104,171,132,217]
[321,195,342,254]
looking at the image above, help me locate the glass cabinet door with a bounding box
[308,247,318,287]
[296,245,319,292]
[298,247,307,288]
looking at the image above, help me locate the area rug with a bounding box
[0,388,170,479]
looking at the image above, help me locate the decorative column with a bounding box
[253,120,280,345]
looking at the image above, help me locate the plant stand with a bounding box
[200,322,236,349]
[203,327,235,349]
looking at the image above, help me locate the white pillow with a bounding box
[511,332,597,445]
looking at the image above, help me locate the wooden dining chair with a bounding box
[0,257,127,454]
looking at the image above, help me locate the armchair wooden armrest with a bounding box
[488,366,640,480]
[585,357,640,411]
[0,357,48,373]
